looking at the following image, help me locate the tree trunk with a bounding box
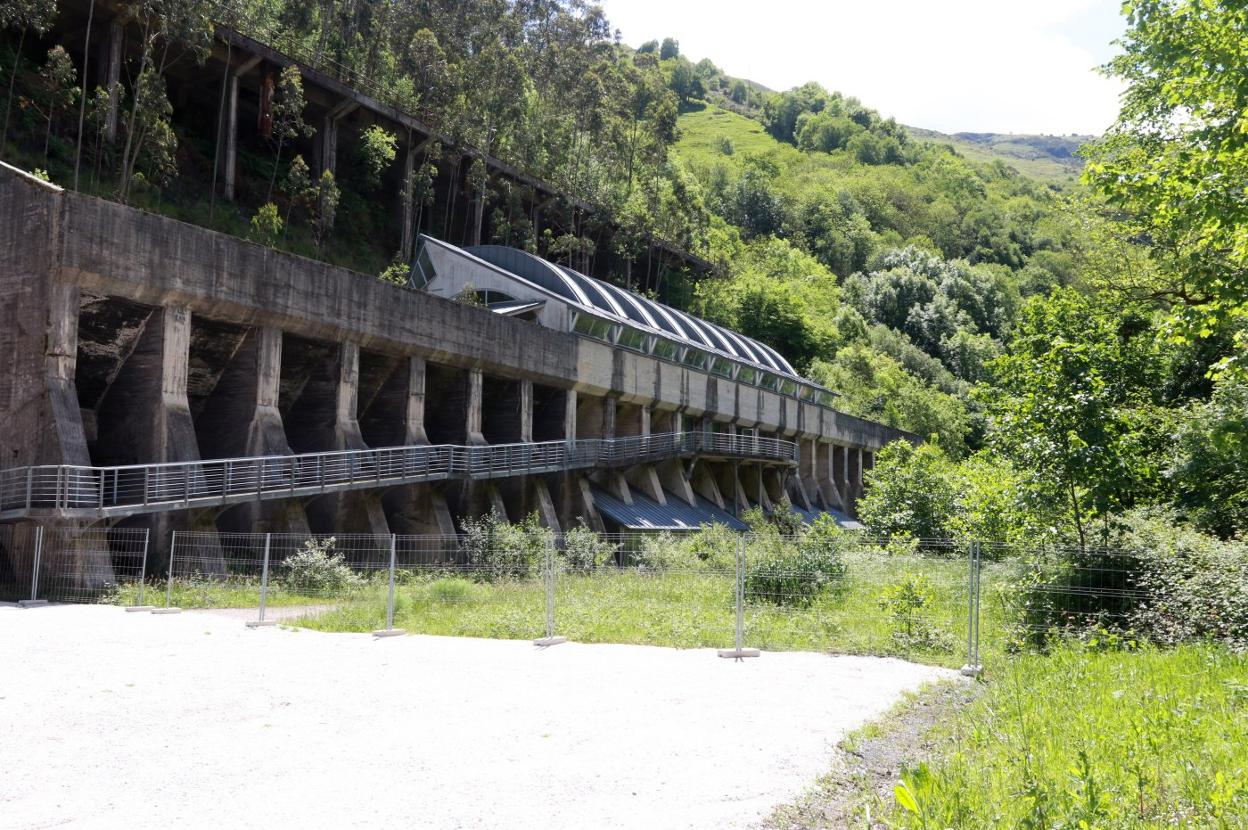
[209,39,232,222]
[74,0,97,191]
[1,29,28,151]
[1068,480,1087,554]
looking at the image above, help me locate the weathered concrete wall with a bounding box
[0,166,89,471]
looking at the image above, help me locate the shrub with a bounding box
[458,510,549,581]
[1125,510,1248,650]
[561,527,617,573]
[632,525,737,571]
[878,572,952,651]
[281,537,360,595]
[745,536,846,606]
[248,202,283,247]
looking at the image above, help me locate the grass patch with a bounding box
[296,551,1010,668]
[875,643,1248,828]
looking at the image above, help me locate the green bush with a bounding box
[878,572,952,651]
[1125,510,1248,650]
[745,531,847,607]
[634,525,737,571]
[281,537,361,595]
[458,510,549,581]
[560,527,617,572]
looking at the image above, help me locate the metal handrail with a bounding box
[0,432,798,519]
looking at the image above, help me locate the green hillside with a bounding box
[906,126,1089,185]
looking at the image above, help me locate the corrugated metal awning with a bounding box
[590,487,748,531]
[789,504,863,530]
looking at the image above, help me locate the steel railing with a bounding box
[0,432,798,519]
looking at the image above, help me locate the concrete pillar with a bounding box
[304,342,389,536]
[199,326,311,536]
[466,368,486,445]
[219,56,260,202]
[519,380,533,443]
[603,396,617,441]
[405,356,429,445]
[320,114,338,176]
[564,389,577,443]
[95,306,224,573]
[575,478,605,533]
[849,447,864,515]
[658,459,696,506]
[222,75,240,201]
[691,462,726,510]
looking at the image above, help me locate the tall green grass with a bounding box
[883,642,1248,828]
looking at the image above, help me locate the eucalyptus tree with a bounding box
[1,0,56,149]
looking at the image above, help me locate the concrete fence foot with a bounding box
[245,619,277,628]
[959,664,982,677]
[534,636,567,647]
[17,599,48,608]
[717,648,760,659]
[151,608,182,615]
[125,606,155,612]
[372,628,406,638]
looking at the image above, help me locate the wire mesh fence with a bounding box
[1,521,1163,667]
[0,525,150,605]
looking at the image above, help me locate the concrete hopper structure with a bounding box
[0,161,911,594]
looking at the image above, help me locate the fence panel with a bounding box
[38,526,150,604]
[383,534,547,641]
[989,543,1150,648]
[551,531,737,650]
[741,534,974,668]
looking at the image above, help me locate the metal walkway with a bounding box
[0,432,798,520]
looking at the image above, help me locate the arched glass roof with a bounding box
[467,245,799,378]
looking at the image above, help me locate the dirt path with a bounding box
[1,604,959,830]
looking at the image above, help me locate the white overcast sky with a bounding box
[598,0,1127,135]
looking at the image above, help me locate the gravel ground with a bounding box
[0,603,955,830]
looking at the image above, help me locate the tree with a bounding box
[359,125,397,190]
[308,168,340,250]
[266,66,312,202]
[115,0,213,204]
[118,68,178,201]
[659,37,679,60]
[1084,0,1248,375]
[280,153,311,236]
[983,289,1165,550]
[858,441,958,541]
[0,0,56,149]
[31,46,78,163]
[1169,377,1248,538]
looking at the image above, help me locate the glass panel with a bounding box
[618,327,648,352]
[736,366,756,385]
[780,378,797,396]
[711,357,733,377]
[760,373,779,391]
[652,339,680,361]
[682,349,707,369]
